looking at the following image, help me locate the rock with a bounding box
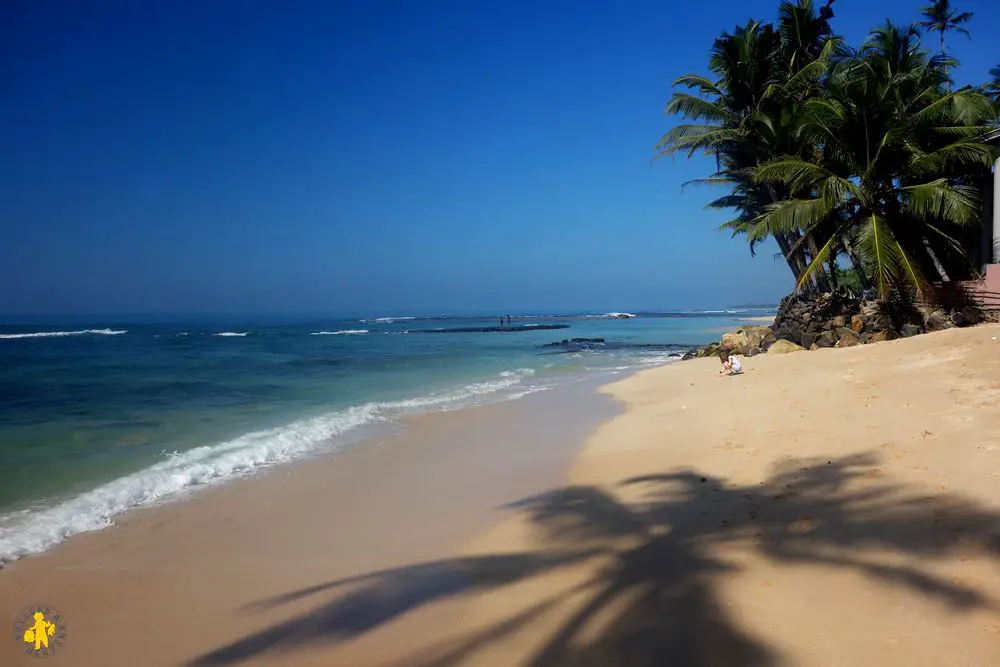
[900,323,922,338]
[773,323,803,347]
[542,337,607,348]
[800,331,817,349]
[741,326,776,355]
[963,306,982,326]
[768,339,806,354]
[721,326,776,356]
[816,330,837,348]
[836,327,862,347]
[868,331,896,343]
[698,343,722,358]
[951,306,981,327]
[720,332,747,355]
[923,308,954,331]
[831,315,847,329]
[809,343,819,350]
[850,315,864,333]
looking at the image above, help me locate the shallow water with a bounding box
[0,309,771,563]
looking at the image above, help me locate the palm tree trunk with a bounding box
[773,232,802,284]
[786,230,811,283]
[841,239,871,290]
[923,236,950,283]
[805,233,831,292]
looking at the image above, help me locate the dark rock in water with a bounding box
[900,323,922,337]
[542,337,605,348]
[413,324,570,334]
[544,339,693,354]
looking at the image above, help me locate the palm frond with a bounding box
[795,231,842,291]
[900,180,979,224]
[747,197,837,241]
[663,93,731,122]
[672,74,724,97]
[906,140,995,177]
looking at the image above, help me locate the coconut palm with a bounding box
[987,65,1000,105]
[747,22,995,300]
[656,1,840,290]
[917,0,973,55]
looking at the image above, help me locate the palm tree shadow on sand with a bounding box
[188,451,1000,667]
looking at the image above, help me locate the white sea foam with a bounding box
[310,329,369,336]
[359,316,416,324]
[0,329,126,340]
[0,368,541,566]
[214,332,248,337]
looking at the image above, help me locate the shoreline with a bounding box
[736,315,776,324]
[4,326,1000,665]
[432,323,1000,666]
[0,374,622,667]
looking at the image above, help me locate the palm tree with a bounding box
[917,0,973,55]
[656,1,840,291]
[987,64,1000,105]
[748,22,995,301]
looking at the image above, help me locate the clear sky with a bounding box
[2,0,997,315]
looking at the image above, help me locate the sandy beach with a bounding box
[4,325,1000,666]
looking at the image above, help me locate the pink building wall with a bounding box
[959,264,1000,309]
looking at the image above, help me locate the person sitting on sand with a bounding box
[718,349,743,376]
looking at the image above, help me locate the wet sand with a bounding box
[4,326,1000,666]
[0,378,619,667]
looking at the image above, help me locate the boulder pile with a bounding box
[683,289,989,360]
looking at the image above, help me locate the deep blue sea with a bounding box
[0,309,772,564]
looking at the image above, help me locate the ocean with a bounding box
[0,310,771,565]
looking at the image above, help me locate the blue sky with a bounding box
[2,0,997,315]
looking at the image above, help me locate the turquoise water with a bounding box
[0,310,771,564]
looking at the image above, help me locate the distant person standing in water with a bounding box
[499,316,504,330]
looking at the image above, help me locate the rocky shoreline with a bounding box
[684,290,993,360]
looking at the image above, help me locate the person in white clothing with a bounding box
[718,349,743,376]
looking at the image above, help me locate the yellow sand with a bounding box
[397,324,1000,667]
[2,325,999,666]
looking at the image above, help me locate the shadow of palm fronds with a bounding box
[189,451,1000,667]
